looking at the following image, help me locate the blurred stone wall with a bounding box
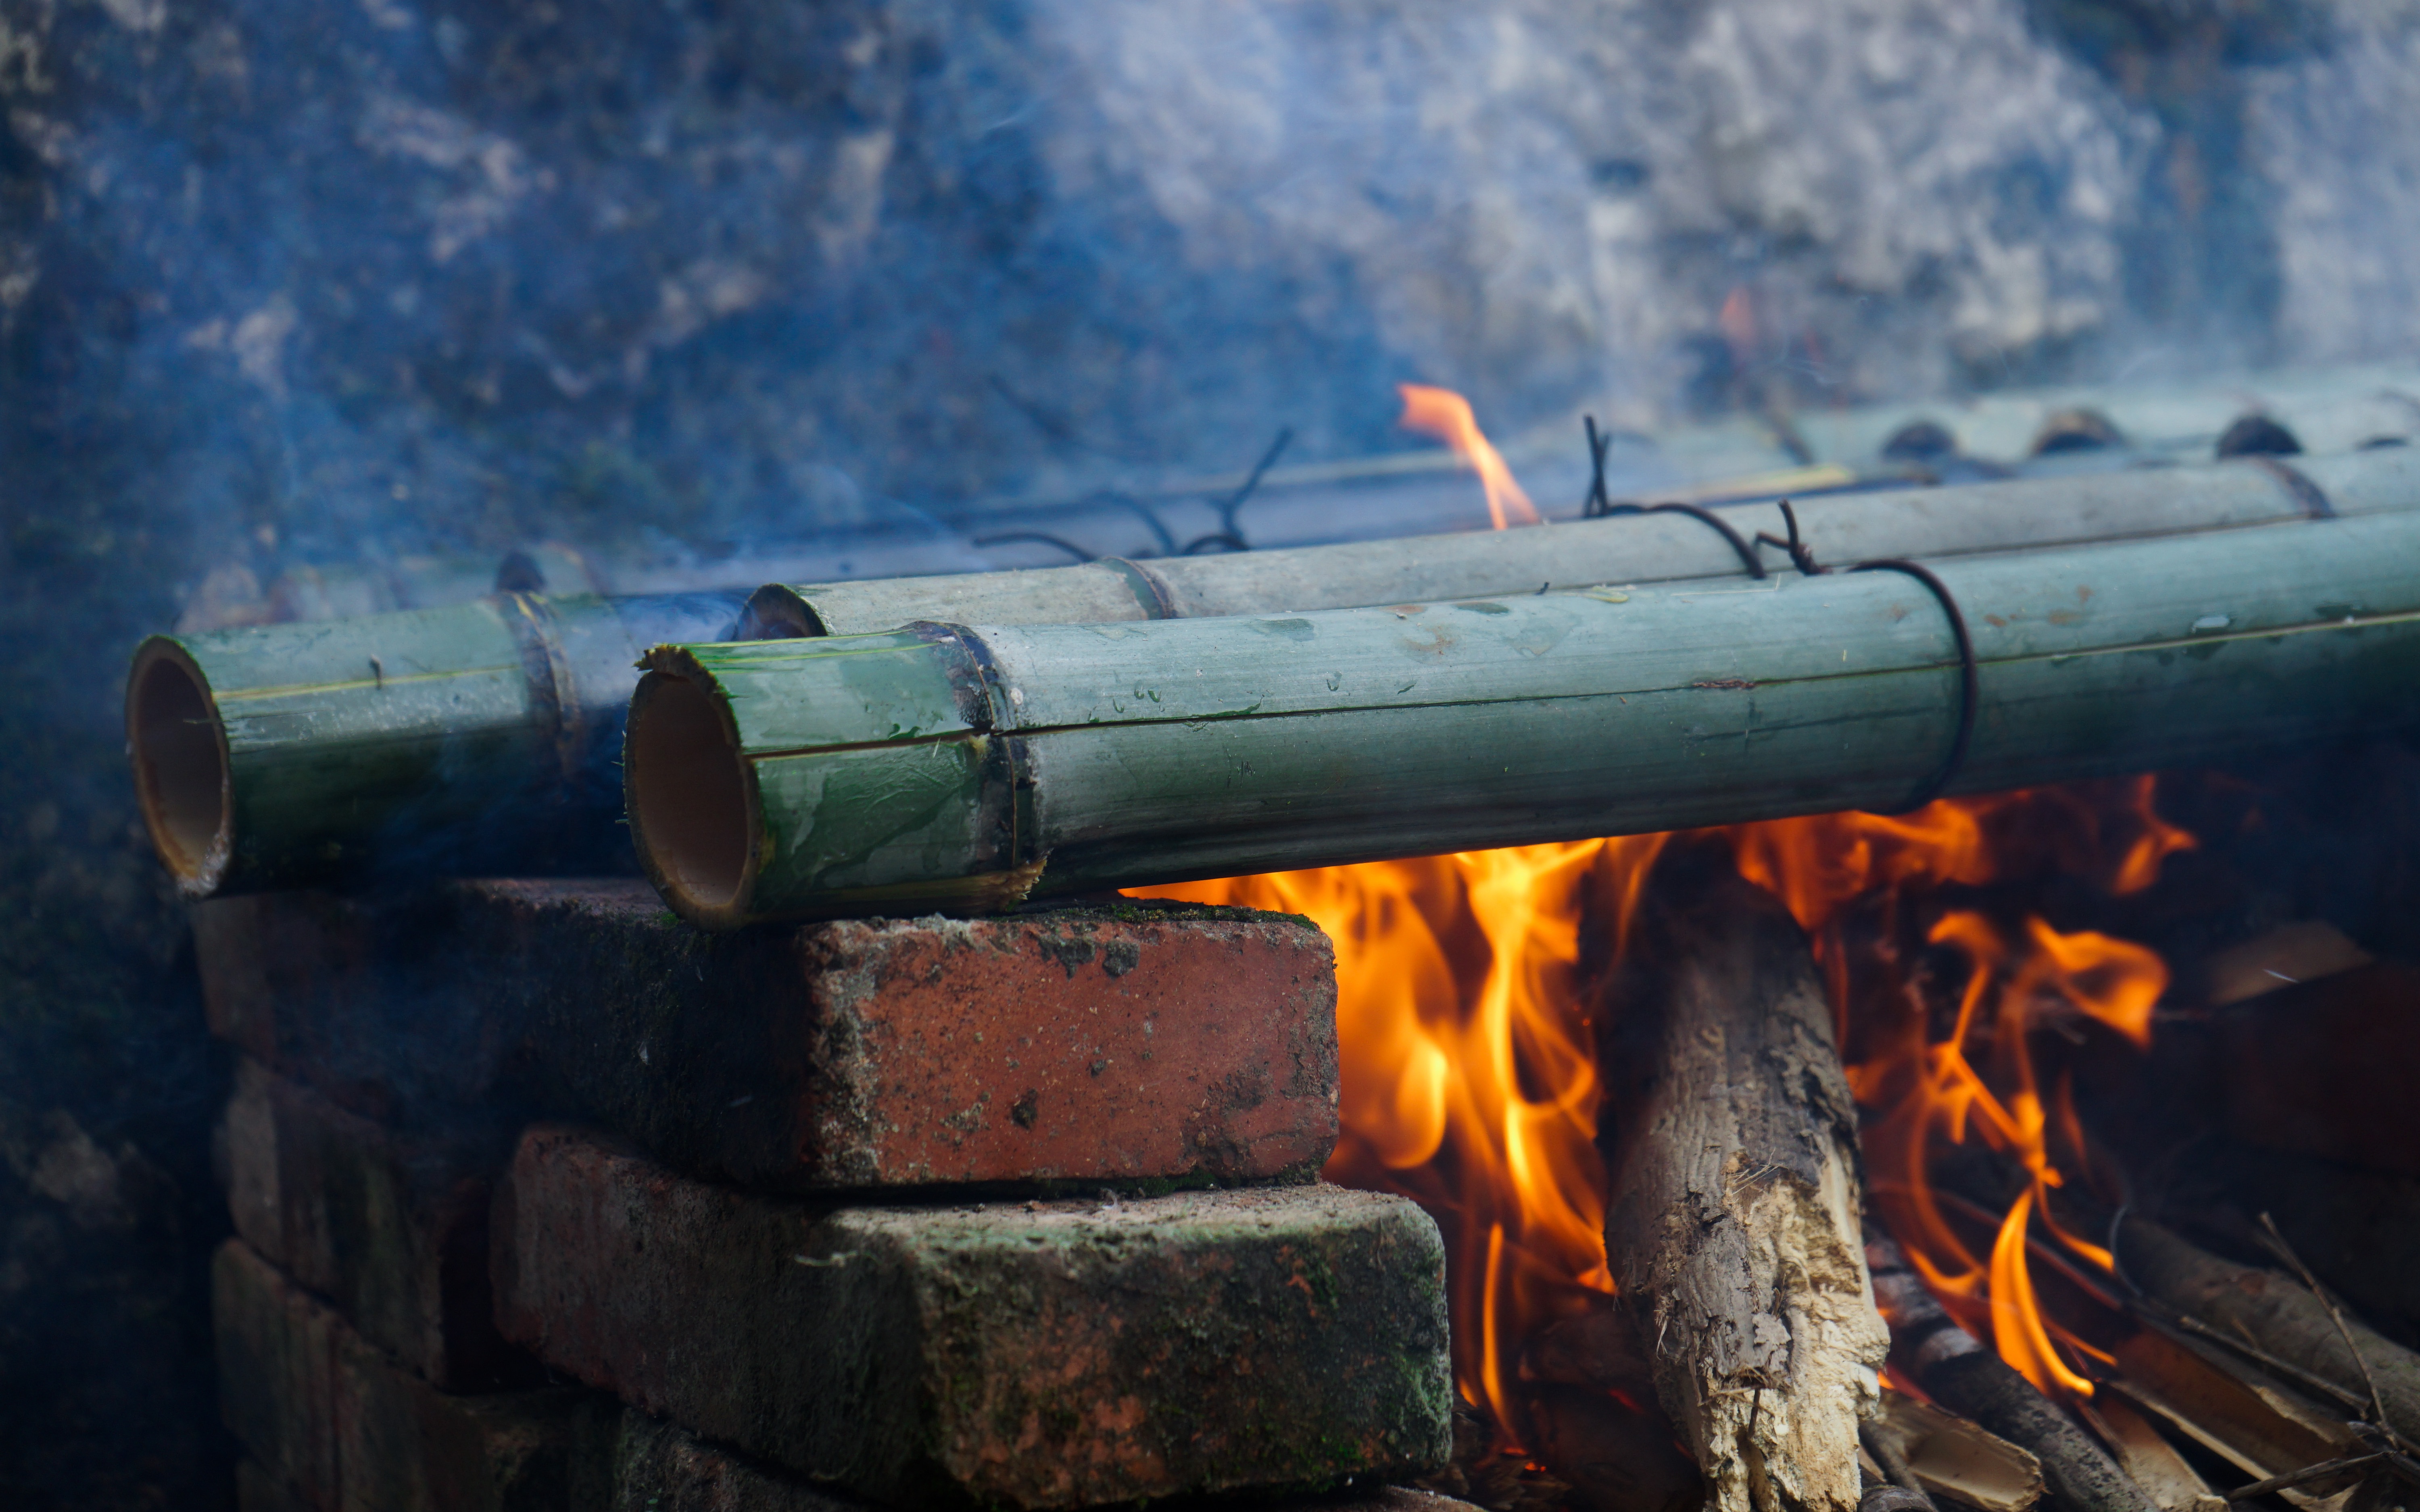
[0,0,2405,1503]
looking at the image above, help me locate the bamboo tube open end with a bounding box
[127,639,231,895]
[736,585,824,641]
[628,669,755,924]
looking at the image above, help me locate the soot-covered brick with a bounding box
[490,1125,1454,1509]
[194,882,1342,1189]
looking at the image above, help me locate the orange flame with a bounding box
[1132,779,2188,1443]
[1139,837,1667,1430]
[1398,384,1541,530]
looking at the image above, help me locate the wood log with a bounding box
[1522,1298,1707,1512]
[2116,1216,2420,1445]
[1865,1231,2157,1512]
[629,509,2420,927]
[740,448,2419,638]
[2073,1397,2224,1512]
[2104,1325,2362,1510]
[1527,1386,1708,1512]
[128,592,743,897]
[1595,858,1889,1512]
[1864,1393,2044,1512]
[2214,1147,2420,1340]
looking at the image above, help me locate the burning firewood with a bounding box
[2115,1216,2420,1446]
[2072,1396,2225,1512]
[2103,1322,2362,1508]
[1863,1393,2047,1512]
[1519,1299,1706,1512]
[1594,855,1890,1512]
[1865,1231,2157,1512]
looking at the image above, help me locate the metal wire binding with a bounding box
[1581,415,1769,578]
[1754,499,1978,813]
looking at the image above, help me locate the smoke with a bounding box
[1039,0,2152,419]
[1,0,2416,1504]
[2250,2,2420,364]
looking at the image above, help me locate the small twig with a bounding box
[2259,1211,2394,1434]
[2161,1310,2373,1414]
[2107,1212,2370,1412]
[2224,1451,2383,1501]
[2380,1448,2420,1490]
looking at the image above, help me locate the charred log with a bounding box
[1865,1231,2157,1512]
[1522,1299,1707,1512]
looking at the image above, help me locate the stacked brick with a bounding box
[194,880,1467,1510]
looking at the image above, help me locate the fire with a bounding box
[1398,384,1541,530]
[1141,838,1665,1429]
[1131,775,2191,1447]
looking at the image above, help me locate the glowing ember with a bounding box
[1131,776,2192,1446]
[1397,383,1542,530]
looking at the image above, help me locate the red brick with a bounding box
[196,883,1339,1188]
[492,1125,1452,1509]
[192,888,526,1119]
[222,1058,532,1389]
[213,1239,618,1512]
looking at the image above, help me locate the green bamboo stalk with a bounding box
[128,591,743,898]
[630,510,2420,929]
[739,448,2419,637]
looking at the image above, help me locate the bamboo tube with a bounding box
[739,449,2420,638]
[630,508,2420,929]
[185,523,998,633]
[129,591,745,898]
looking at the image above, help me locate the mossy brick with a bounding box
[609,1410,1482,1512]
[194,882,1340,1189]
[222,1058,534,1390]
[490,1125,1454,1509]
[213,1239,619,1512]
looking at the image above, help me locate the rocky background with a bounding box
[2,0,2413,1503]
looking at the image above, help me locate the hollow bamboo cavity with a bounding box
[129,591,744,898]
[738,448,2420,639]
[629,508,2420,929]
